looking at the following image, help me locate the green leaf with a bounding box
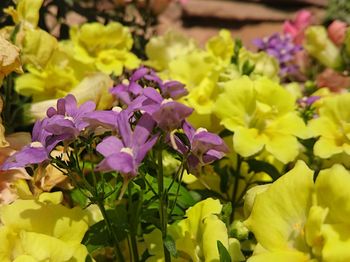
[165,235,178,258]
[217,240,232,262]
[247,159,280,181]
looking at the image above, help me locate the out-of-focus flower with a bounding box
[283,10,313,44]
[4,0,43,28]
[28,73,114,120]
[0,191,90,261]
[316,68,350,92]
[144,198,245,261]
[69,22,139,76]
[0,36,23,85]
[309,93,350,159]
[238,48,280,81]
[327,20,347,46]
[15,44,98,102]
[245,161,350,261]
[305,26,342,70]
[146,30,197,71]
[214,76,309,163]
[96,111,158,178]
[253,34,301,78]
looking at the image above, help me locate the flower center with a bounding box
[120,147,133,156]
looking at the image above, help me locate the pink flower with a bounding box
[283,10,313,44]
[328,20,348,46]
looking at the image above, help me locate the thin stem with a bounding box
[230,155,243,222]
[157,145,171,262]
[128,183,139,262]
[96,200,125,262]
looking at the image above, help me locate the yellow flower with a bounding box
[0,192,90,261]
[0,36,22,85]
[69,22,140,75]
[309,93,350,159]
[4,0,43,28]
[15,44,95,102]
[245,161,350,261]
[144,198,245,262]
[145,30,197,71]
[214,76,309,163]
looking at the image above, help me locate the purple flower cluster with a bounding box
[2,67,228,181]
[253,33,302,78]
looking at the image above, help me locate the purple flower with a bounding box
[2,120,54,169]
[175,121,229,174]
[95,111,158,177]
[160,81,188,100]
[110,67,188,106]
[129,87,193,131]
[253,33,302,78]
[45,94,96,139]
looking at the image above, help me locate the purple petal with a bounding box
[96,136,124,157]
[130,67,149,82]
[1,145,48,169]
[135,134,159,164]
[132,113,156,147]
[161,81,188,99]
[117,111,133,147]
[95,152,136,176]
[83,110,119,130]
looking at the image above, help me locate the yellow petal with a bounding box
[315,164,350,224]
[247,250,311,262]
[16,0,43,27]
[244,161,314,251]
[233,127,265,157]
[0,36,22,79]
[21,29,58,68]
[321,224,350,262]
[265,134,299,164]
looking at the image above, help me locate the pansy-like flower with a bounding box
[95,111,158,178]
[309,93,350,159]
[214,76,309,163]
[0,192,90,261]
[245,160,350,261]
[175,121,229,174]
[327,20,347,47]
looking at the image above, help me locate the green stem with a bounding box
[230,155,242,222]
[157,145,171,262]
[96,200,125,262]
[128,183,139,262]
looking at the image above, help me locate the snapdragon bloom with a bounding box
[95,111,158,177]
[283,10,313,44]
